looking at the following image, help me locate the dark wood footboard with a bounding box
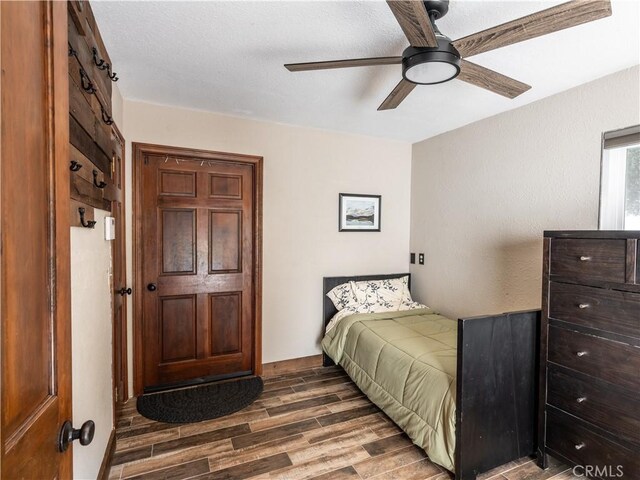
[455,309,541,480]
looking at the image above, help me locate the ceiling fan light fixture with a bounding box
[402,44,461,85]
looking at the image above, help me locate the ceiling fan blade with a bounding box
[453,0,612,58]
[378,78,417,110]
[387,1,438,48]
[457,60,531,99]
[285,56,402,72]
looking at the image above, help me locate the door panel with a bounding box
[210,292,242,356]
[210,173,242,199]
[209,211,242,273]
[160,295,198,363]
[136,145,261,391]
[1,1,72,478]
[160,171,196,197]
[161,209,197,275]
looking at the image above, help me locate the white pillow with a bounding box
[351,276,411,309]
[326,282,358,311]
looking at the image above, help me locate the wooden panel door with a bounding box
[1,1,72,478]
[111,127,128,403]
[134,144,262,392]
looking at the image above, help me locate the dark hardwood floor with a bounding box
[109,366,577,480]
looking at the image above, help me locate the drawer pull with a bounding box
[575,442,586,450]
[576,397,587,403]
[579,256,592,261]
[576,351,588,357]
[578,303,590,309]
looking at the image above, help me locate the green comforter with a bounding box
[321,308,457,472]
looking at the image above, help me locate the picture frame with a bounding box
[339,193,381,232]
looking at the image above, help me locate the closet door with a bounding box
[1,1,72,478]
[134,144,263,393]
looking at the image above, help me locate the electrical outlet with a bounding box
[418,253,425,265]
[410,253,415,264]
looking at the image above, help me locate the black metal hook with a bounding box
[79,68,96,94]
[78,208,96,229]
[92,47,107,69]
[93,170,107,189]
[100,105,114,125]
[70,160,83,172]
[92,47,119,82]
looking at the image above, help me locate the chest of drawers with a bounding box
[538,231,640,480]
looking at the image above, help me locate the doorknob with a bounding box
[119,287,132,296]
[58,420,95,452]
[147,283,157,291]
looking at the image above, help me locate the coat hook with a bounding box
[92,48,119,81]
[78,208,96,229]
[93,170,107,189]
[92,47,107,69]
[70,160,82,172]
[107,66,119,82]
[100,105,114,125]
[79,68,96,94]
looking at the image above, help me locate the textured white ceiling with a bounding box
[91,0,640,142]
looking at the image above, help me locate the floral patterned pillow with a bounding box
[326,282,358,311]
[350,276,411,309]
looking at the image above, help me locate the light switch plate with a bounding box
[105,216,116,241]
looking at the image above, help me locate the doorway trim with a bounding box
[132,142,263,396]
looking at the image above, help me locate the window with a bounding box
[599,125,640,230]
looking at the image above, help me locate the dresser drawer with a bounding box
[547,367,640,444]
[547,408,640,479]
[549,282,640,338]
[550,239,627,283]
[548,325,640,390]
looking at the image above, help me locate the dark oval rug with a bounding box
[137,376,263,423]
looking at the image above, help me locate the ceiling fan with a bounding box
[284,0,612,110]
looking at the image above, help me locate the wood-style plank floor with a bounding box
[109,366,577,480]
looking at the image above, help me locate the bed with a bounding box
[321,273,540,480]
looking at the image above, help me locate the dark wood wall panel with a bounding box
[209,292,242,356]
[210,174,242,199]
[209,211,242,273]
[159,170,196,197]
[69,114,110,173]
[160,296,197,363]
[161,209,196,275]
[68,71,95,139]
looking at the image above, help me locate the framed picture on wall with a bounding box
[339,193,381,232]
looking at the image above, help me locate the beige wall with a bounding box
[70,210,114,479]
[70,84,123,479]
[410,66,640,320]
[121,100,412,393]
